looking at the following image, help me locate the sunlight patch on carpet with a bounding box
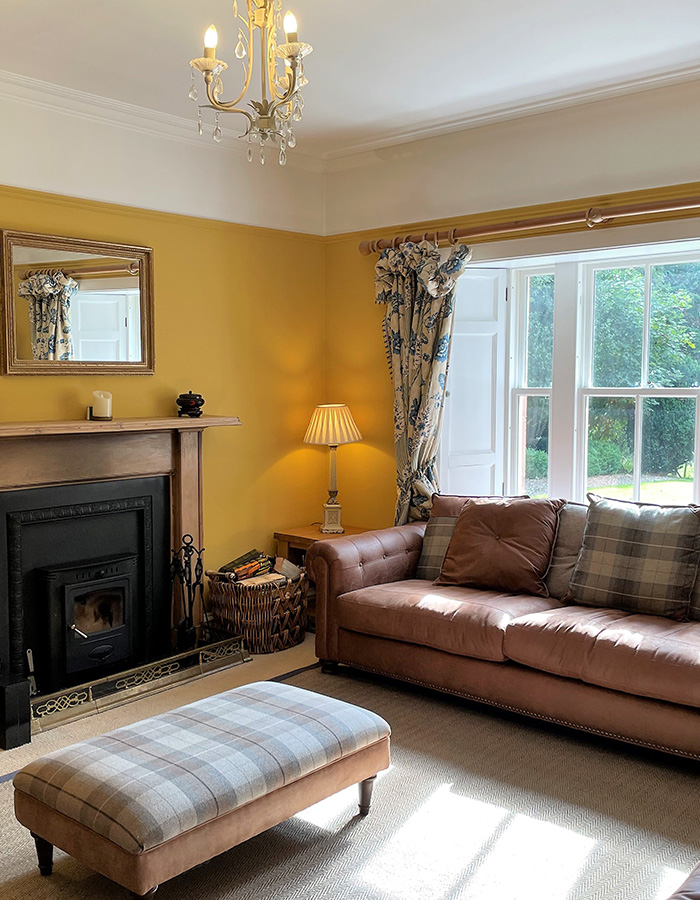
[361,783,508,900]
[653,867,689,900]
[464,814,596,900]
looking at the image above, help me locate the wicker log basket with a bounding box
[206,570,307,653]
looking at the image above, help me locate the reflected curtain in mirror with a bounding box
[17,271,78,361]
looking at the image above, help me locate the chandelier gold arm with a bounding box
[194,0,255,112]
[202,74,253,124]
[200,99,254,129]
[269,17,287,102]
[270,58,298,113]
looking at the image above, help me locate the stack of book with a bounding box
[218,552,304,584]
[219,549,273,580]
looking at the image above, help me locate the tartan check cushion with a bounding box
[566,494,700,619]
[416,515,457,579]
[689,570,700,620]
[13,681,390,854]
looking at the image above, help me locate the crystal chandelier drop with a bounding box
[189,0,312,166]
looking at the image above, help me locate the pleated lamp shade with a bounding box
[303,404,362,446]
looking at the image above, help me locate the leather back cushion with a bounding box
[430,493,527,518]
[436,497,566,597]
[417,494,529,580]
[545,502,588,599]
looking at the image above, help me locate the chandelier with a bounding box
[189,0,312,166]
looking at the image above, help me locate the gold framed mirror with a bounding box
[1,230,155,375]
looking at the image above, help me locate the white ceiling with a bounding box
[1,0,700,158]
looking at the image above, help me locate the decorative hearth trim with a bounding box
[7,497,153,679]
[31,636,251,732]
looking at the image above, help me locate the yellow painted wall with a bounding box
[323,236,397,530]
[0,185,328,566]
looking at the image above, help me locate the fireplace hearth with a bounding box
[39,555,138,693]
[0,415,241,749]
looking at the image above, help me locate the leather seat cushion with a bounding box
[336,580,563,662]
[504,606,700,709]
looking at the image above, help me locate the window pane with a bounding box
[649,263,700,388]
[640,398,695,504]
[592,267,645,387]
[526,274,554,388]
[519,396,549,498]
[586,397,635,499]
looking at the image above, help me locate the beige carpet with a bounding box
[2,664,700,900]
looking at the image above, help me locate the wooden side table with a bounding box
[274,525,367,631]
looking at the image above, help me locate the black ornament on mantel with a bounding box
[170,534,210,651]
[176,390,205,418]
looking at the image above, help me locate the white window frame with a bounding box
[506,248,700,503]
[507,266,554,496]
[575,253,700,504]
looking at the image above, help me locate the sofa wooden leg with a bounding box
[320,660,338,674]
[30,832,53,876]
[358,775,376,816]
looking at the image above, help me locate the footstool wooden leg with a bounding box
[358,775,376,816]
[30,832,53,876]
[131,887,158,898]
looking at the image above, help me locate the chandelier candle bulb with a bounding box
[283,11,298,42]
[204,25,218,58]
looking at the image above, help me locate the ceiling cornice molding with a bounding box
[322,61,700,165]
[0,68,325,174]
[2,60,700,172]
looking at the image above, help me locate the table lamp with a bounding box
[304,404,362,533]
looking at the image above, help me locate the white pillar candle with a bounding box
[92,391,112,419]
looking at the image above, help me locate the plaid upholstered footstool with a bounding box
[13,681,391,897]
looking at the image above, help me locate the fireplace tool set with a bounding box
[170,534,211,651]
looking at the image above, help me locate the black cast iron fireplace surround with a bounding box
[0,477,170,748]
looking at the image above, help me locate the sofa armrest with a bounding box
[307,522,426,661]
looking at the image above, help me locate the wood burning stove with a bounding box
[39,555,138,693]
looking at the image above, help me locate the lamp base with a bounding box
[320,501,345,534]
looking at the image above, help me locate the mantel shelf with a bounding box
[0,415,242,439]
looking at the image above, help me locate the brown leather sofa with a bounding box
[308,501,700,761]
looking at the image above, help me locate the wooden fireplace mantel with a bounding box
[0,415,241,439]
[0,412,241,579]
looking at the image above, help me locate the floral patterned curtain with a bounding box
[18,271,78,361]
[375,240,471,524]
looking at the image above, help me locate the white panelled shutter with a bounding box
[439,269,508,495]
[72,293,129,361]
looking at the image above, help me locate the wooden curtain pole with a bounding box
[358,194,700,255]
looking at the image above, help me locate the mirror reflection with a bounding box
[12,247,142,363]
